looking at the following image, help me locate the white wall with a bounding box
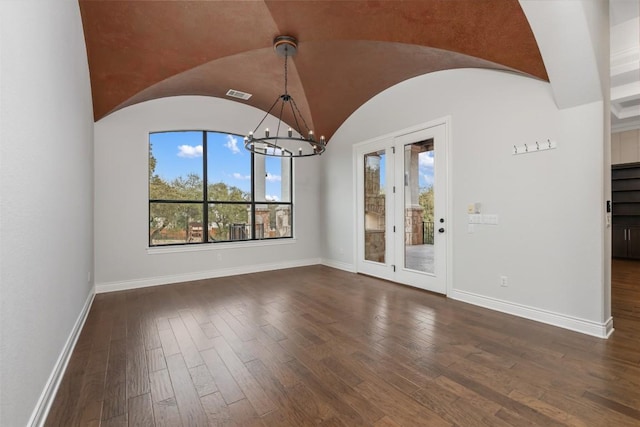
[321,68,609,336]
[94,96,322,291]
[0,2,94,426]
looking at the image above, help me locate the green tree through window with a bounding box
[149,131,293,246]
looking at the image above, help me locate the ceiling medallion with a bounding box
[244,36,326,158]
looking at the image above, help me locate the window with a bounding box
[149,131,292,246]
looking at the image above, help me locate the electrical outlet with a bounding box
[500,276,508,287]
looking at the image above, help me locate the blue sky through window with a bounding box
[419,150,434,188]
[372,149,433,189]
[150,131,283,200]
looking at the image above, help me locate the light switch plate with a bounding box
[483,214,499,225]
[468,214,482,224]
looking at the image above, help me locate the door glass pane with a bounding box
[364,150,386,263]
[404,139,434,273]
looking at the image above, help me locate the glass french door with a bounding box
[356,124,447,294]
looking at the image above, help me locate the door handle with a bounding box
[438,228,445,233]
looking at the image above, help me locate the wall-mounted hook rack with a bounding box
[513,139,557,155]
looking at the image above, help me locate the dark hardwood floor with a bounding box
[612,258,640,321]
[45,263,640,426]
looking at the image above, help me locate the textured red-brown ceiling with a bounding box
[79,0,547,141]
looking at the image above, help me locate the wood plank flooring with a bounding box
[46,264,640,426]
[612,258,640,321]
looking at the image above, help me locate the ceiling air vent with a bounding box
[226,89,252,100]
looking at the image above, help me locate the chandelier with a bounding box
[244,36,326,157]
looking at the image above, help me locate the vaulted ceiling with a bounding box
[79,0,547,141]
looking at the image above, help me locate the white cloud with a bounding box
[225,135,241,154]
[419,152,434,167]
[177,144,203,158]
[265,172,281,182]
[232,172,251,180]
[265,194,280,201]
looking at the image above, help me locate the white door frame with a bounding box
[352,117,452,295]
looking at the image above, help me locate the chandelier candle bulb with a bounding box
[299,148,302,155]
[265,128,269,138]
[320,135,325,143]
[288,127,293,137]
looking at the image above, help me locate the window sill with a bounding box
[146,238,297,255]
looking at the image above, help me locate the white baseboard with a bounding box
[28,288,95,427]
[96,258,322,293]
[449,289,614,339]
[603,316,615,338]
[320,258,356,273]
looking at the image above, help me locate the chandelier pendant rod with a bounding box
[274,91,286,150]
[251,96,281,136]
